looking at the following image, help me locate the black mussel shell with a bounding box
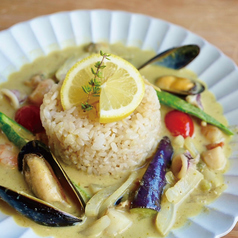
[18,140,86,212]
[138,44,200,70]
[0,185,82,227]
[0,140,87,226]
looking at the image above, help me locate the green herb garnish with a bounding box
[81,51,110,111]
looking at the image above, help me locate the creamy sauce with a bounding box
[0,43,232,238]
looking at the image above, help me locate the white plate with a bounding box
[0,9,238,238]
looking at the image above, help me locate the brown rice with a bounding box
[40,82,161,175]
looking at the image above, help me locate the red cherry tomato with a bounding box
[165,110,194,138]
[15,105,44,134]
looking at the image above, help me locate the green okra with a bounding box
[156,90,233,136]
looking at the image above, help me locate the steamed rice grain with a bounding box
[40,82,161,175]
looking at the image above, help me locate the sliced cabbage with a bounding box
[155,198,176,236]
[86,172,137,217]
[156,168,203,236]
[89,183,105,194]
[105,209,132,236]
[99,172,137,216]
[85,183,120,217]
[165,167,203,204]
[80,215,111,237]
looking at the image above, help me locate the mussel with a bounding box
[0,140,85,227]
[137,44,200,70]
[138,44,205,96]
[155,75,205,95]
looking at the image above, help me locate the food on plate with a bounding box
[0,42,232,238]
[131,136,173,213]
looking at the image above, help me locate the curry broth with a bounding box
[0,43,231,238]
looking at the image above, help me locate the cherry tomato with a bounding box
[15,105,44,134]
[165,110,194,138]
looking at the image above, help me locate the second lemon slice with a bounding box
[60,53,145,123]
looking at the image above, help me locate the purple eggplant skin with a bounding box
[131,136,173,212]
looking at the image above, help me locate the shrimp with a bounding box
[0,143,19,168]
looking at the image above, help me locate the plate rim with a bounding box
[0,9,238,238]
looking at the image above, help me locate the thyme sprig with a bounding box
[81,51,110,112]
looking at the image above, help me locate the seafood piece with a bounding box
[155,76,205,95]
[18,140,86,212]
[202,146,226,170]
[0,140,85,226]
[0,185,82,227]
[24,74,45,88]
[138,45,204,96]
[137,44,200,70]
[0,143,18,168]
[28,79,55,106]
[22,153,72,212]
[171,153,189,179]
[0,89,27,109]
[186,94,203,109]
[201,124,224,143]
[206,141,224,150]
[171,151,198,179]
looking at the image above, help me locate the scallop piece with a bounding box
[202,146,226,170]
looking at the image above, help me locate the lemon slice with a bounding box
[60,53,145,123]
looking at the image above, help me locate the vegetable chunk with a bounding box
[0,112,35,149]
[156,90,233,135]
[131,136,173,212]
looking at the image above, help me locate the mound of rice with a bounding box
[40,82,161,175]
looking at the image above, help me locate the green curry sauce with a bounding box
[0,43,231,238]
